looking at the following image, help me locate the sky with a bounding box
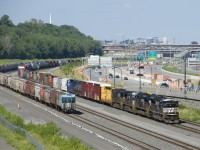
[1,0,200,44]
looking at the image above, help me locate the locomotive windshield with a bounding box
[62,97,76,103]
[162,101,178,108]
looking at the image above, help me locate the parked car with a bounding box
[115,75,120,78]
[108,73,113,78]
[160,83,169,88]
[98,72,102,75]
[124,77,128,80]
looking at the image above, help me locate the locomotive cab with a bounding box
[61,93,76,113]
[161,99,179,123]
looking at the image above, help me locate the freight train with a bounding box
[18,67,179,123]
[0,60,76,113]
[0,59,68,72]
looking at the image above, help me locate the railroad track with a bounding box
[76,105,200,150]
[68,111,158,150]
[173,119,200,134]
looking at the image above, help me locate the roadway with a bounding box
[84,65,200,100]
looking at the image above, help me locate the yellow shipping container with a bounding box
[101,84,112,105]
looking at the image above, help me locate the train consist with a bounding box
[0,60,76,113]
[0,59,68,72]
[18,67,180,123]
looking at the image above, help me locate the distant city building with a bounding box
[163,37,168,44]
[101,36,169,46]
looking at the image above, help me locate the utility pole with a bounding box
[114,66,115,88]
[184,55,187,98]
[139,59,142,91]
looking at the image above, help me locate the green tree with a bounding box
[0,15,14,26]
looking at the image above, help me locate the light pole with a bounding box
[102,66,107,82]
[146,64,153,86]
[137,59,144,92]
[184,55,187,98]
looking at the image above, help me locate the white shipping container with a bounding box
[35,84,41,100]
[53,77,58,89]
[44,88,51,104]
[61,78,69,91]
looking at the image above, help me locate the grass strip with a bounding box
[179,104,200,123]
[0,104,92,150]
[0,123,36,150]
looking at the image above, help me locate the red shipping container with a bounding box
[48,75,57,88]
[29,71,34,81]
[40,86,47,103]
[39,72,50,85]
[30,82,35,98]
[81,81,101,101]
[39,86,51,104]
[23,81,32,96]
[50,89,60,107]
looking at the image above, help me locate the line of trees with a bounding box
[0,15,103,59]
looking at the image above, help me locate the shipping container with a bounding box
[39,72,51,85]
[30,82,35,98]
[0,73,3,85]
[3,74,10,87]
[34,83,42,101]
[53,77,62,89]
[100,83,112,104]
[49,89,60,107]
[10,77,20,91]
[81,80,101,101]
[25,70,30,80]
[38,86,49,103]
[44,87,51,104]
[29,71,34,81]
[61,78,69,91]
[23,81,34,96]
[17,78,26,93]
[48,74,57,87]
[33,71,39,83]
[18,66,25,78]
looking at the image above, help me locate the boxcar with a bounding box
[3,74,11,87]
[39,86,51,104]
[100,83,112,104]
[34,83,42,101]
[39,72,50,85]
[53,77,62,90]
[61,78,69,91]
[48,74,57,88]
[81,80,101,101]
[0,73,4,85]
[23,81,34,97]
